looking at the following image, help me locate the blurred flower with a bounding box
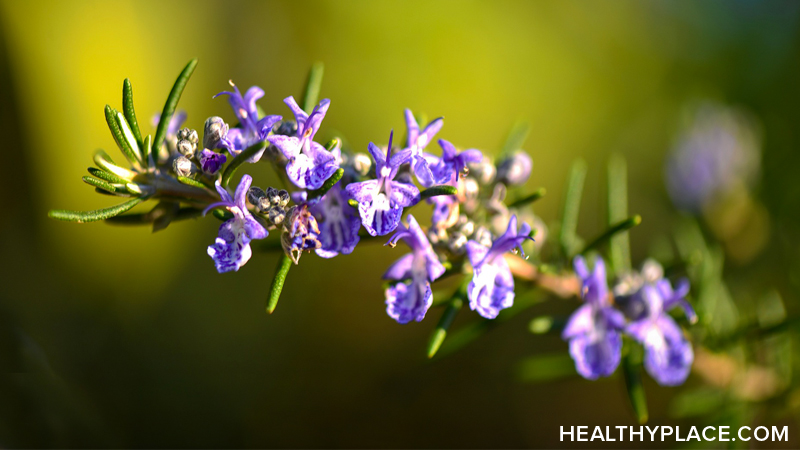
[465,215,533,319]
[214,82,282,162]
[402,109,443,187]
[665,102,760,212]
[204,175,268,273]
[346,131,420,236]
[563,256,625,380]
[268,97,339,189]
[383,215,445,323]
[626,279,695,386]
[496,151,533,186]
[310,183,361,258]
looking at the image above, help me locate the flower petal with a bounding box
[267,135,302,160]
[385,279,432,324]
[383,253,414,280]
[345,180,379,203]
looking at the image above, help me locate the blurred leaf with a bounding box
[267,254,293,314]
[670,388,726,419]
[122,78,144,150]
[48,198,144,223]
[105,205,202,227]
[757,289,787,328]
[153,58,198,154]
[301,62,324,113]
[622,344,649,425]
[516,353,575,383]
[427,282,467,358]
[508,188,546,209]
[420,185,458,199]
[500,121,530,157]
[607,153,631,274]
[347,199,359,208]
[559,159,587,258]
[221,141,267,188]
[528,315,567,335]
[580,215,642,255]
[307,168,344,201]
[212,208,233,222]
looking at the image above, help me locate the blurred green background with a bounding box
[1,0,799,447]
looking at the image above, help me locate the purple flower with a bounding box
[204,175,268,273]
[345,131,420,236]
[197,149,227,175]
[267,97,339,190]
[403,109,443,187]
[214,82,281,163]
[626,279,695,386]
[562,256,626,380]
[383,215,446,323]
[431,139,483,184]
[465,215,533,319]
[309,183,361,258]
[281,204,322,264]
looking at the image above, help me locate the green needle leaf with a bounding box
[212,208,233,222]
[220,141,267,188]
[177,176,209,190]
[307,168,344,201]
[608,153,631,274]
[420,185,458,199]
[152,58,198,154]
[267,254,293,314]
[122,78,144,150]
[301,62,324,113]
[82,176,130,196]
[580,215,642,255]
[427,290,465,358]
[559,159,587,258]
[508,187,546,209]
[104,105,139,165]
[623,346,649,425]
[87,167,128,184]
[93,150,135,180]
[48,198,143,223]
[105,206,203,226]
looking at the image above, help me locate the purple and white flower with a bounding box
[431,139,483,184]
[465,215,533,319]
[214,82,281,163]
[267,96,339,190]
[197,149,227,175]
[310,183,361,258]
[562,256,626,380]
[383,215,446,323]
[626,278,695,386]
[204,175,268,273]
[345,131,420,236]
[403,109,444,187]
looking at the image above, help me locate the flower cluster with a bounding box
[50,60,698,400]
[563,256,696,386]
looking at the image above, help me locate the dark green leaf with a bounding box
[427,282,467,358]
[82,175,130,196]
[307,168,344,201]
[48,198,143,223]
[105,206,203,226]
[177,176,208,190]
[267,254,293,314]
[508,187,546,209]
[87,167,128,184]
[220,141,267,188]
[559,159,587,258]
[122,78,144,151]
[622,345,649,425]
[580,215,642,255]
[420,185,458,199]
[301,62,324,113]
[212,208,233,222]
[152,58,198,155]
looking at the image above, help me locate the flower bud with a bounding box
[247,186,270,213]
[203,117,229,150]
[269,206,286,225]
[177,127,199,145]
[448,232,468,254]
[274,120,297,137]
[473,226,493,249]
[497,151,532,186]
[352,153,372,177]
[173,156,196,177]
[177,139,196,158]
[278,189,291,207]
[266,187,281,206]
[469,156,496,185]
